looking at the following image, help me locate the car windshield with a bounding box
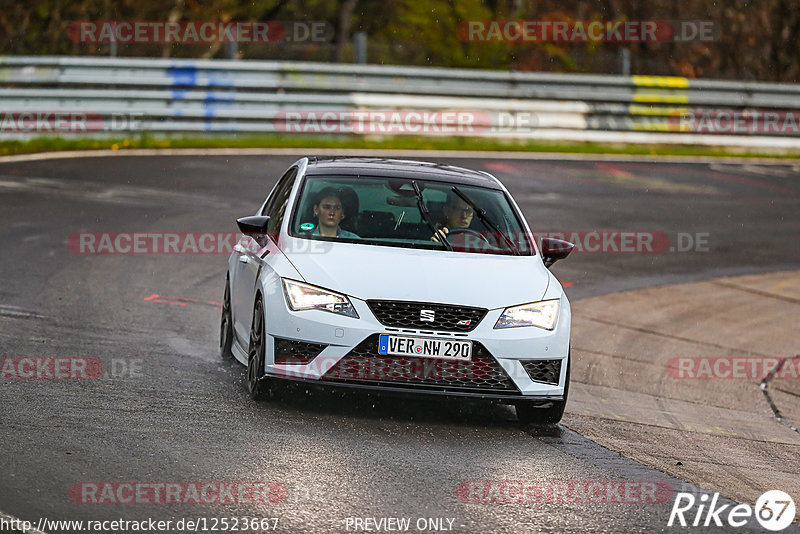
[288,175,534,255]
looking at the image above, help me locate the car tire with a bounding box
[247,297,271,401]
[516,353,570,425]
[220,276,234,360]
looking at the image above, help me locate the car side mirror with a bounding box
[237,216,272,249]
[237,215,270,234]
[540,237,574,269]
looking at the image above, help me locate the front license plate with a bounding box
[378,334,472,360]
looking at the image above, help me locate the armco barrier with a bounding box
[2,56,800,147]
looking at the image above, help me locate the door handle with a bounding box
[238,255,250,264]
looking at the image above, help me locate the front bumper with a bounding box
[262,292,571,400]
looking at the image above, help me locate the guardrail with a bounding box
[2,56,800,147]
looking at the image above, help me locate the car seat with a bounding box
[356,211,396,238]
[337,186,360,235]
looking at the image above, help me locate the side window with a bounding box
[261,168,295,216]
[263,168,298,236]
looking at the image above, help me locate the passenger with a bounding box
[312,187,359,238]
[431,192,474,242]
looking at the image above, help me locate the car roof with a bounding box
[303,157,503,189]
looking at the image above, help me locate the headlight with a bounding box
[494,300,559,330]
[281,279,359,318]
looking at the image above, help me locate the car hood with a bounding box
[281,239,551,309]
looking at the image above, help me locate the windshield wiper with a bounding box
[411,180,452,251]
[451,186,520,256]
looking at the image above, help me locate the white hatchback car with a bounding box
[221,157,574,423]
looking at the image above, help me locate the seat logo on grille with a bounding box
[420,309,435,322]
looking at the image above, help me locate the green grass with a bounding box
[1,134,799,159]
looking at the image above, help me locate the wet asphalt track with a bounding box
[0,154,798,533]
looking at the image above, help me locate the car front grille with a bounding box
[366,300,487,332]
[273,337,327,365]
[318,334,519,394]
[520,359,562,385]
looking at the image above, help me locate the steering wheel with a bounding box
[446,228,492,245]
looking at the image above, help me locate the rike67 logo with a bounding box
[669,490,796,531]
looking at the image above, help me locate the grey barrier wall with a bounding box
[2,56,800,147]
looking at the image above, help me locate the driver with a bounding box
[431,192,474,242]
